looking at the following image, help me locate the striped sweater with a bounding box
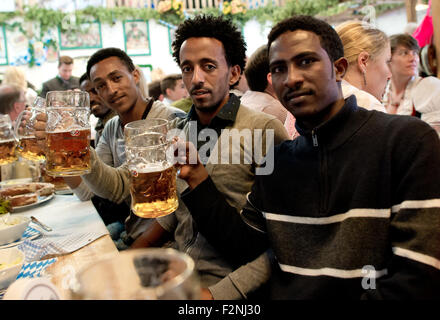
[182,96,440,299]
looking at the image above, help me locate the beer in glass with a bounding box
[45,91,91,176]
[0,114,17,165]
[125,119,178,218]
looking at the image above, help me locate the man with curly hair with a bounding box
[128,15,290,299]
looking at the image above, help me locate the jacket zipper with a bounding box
[312,128,329,212]
[312,129,318,147]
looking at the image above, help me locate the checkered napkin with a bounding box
[18,231,106,262]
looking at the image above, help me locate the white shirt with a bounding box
[240,90,288,123]
[342,80,387,113]
[383,76,440,125]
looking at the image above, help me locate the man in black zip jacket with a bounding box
[175,15,440,299]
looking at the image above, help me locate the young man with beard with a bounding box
[176,16,440,299]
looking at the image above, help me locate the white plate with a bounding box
[54,188,73,195]
[0,226,41,249]
[11,194,55,213]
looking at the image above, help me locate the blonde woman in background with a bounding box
[2,66,38,106]
[335,21,391,112]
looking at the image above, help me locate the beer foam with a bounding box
[130,162,173,173]
[46,128,91,134]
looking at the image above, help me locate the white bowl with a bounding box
[0,247,25,289]
[0,215,31,246]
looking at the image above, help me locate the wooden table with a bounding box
[13,193,119,299]
[46,234,118,299]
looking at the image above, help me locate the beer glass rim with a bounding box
[32,96,46,109]
[125,118,169,132]
[46,91,89,107]
[46,90,89,98]
[74,248,195,299]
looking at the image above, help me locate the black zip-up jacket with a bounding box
[182,96,440,299]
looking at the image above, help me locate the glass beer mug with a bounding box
[125,118,178,218]
[45,91,91,176]
[71,248,200,300]
[0,114,17,165]
[14,96,46,161]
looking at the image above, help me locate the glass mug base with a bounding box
[132,198,179,218]
[46,167,91,177]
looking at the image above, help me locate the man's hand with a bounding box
[200,288,214,300]
[15,110,32,136]
[34,112,48,150]
[173,139,208,190]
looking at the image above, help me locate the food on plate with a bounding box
[0,185,35,197]
[0,256,22,270]
[0,182,54,208]
[0,247,25,290]
[35,183,54,196]
[0,214,22,229]
[0,197,11,214]
[8,193,38,207]
[0,214,31,246]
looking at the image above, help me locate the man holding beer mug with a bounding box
[36,48,185,250]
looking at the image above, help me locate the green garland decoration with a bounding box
[0,1,404,67]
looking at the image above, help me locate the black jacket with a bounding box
[183,96,440,299]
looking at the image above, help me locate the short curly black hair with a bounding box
[79,72,88,85]
[86,47,136,79]
[171,15,246,74]
[268,15,344,63]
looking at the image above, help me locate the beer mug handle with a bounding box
[13,109,27,142]
[14,96,46,140]
[166,138,179,168]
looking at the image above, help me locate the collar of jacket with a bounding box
[295,95,371,149]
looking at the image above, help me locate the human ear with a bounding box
[357,51,370,74]
[229,65,241,86]
[132,67,140,85]
[334,57,348,82]
[267,72,272,86]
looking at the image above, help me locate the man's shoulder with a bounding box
[350,107,437,155]
[369,109,430,132]
[42,77,60,87]
[234,104,289,140]
[70,76,80,85]
[236,104,287,130]
[150,100,187,121]
[101,115,121,135]
[236,104,278,124]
